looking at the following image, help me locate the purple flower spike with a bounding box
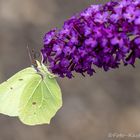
[41,0,140,78]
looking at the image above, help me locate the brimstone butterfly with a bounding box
[0,60,62,125]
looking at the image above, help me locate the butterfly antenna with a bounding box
[27,44,33,65]
[40,52,44,64]
[26,45,42,74]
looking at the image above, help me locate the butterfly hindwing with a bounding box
[0,67,37,116]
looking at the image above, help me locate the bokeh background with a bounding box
[0,0,140,140]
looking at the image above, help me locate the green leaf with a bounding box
[0,61,62,125]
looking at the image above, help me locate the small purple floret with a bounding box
[41,0,140,78]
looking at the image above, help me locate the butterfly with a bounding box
[0,46,62,125]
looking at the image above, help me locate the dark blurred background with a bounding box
[0,0,140,140]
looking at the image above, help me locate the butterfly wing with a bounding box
[0,67,37,116]
[19,74,62,125]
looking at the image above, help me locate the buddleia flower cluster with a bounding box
[41,0,140,78]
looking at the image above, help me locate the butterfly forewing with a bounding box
[19,73,62,125]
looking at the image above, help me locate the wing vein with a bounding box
[20,79,42,109]
[39,82,44,108]
[43,80,54,98]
